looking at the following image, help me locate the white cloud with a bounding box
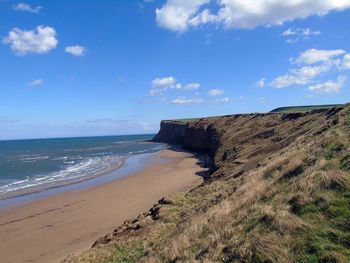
[3,26,57,56]
[189,9,218,26]
[270,48,350,89]
[152,76,177,87]
[294,48,345,65]
[156,0,350,32]
[271,63,332,88]
[282,28,320,37]
[65,45,86,56]
[217,0,350,29]
[170,95,230,104]
[300,28,321,37]
[212,97,230,103]
[285,38,299,44]
[149,76,200,96]
[171,96,204,104]
[183,83,201,90]
[148,76,228,104]
[13,3,42,14]
[255,78,265,88]
[172,82,201,90]
[27,79,43,87]
[208,89,224,96]
[282,28,297,36]
[149,76,177,96]
[341,54,350,69]
[308,76,346,93]
[156,0,209,32]
[282,28,320,43]
[148,77,229,104]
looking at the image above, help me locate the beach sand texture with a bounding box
[0,149,205,263]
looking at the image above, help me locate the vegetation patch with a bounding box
[325,142,344,160]
[340,154,350,171]
[270,104,343,113]
[102,246,145,263]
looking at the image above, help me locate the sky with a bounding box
[1,0,350,140]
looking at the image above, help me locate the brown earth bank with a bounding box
[0,149,206,263]
[67,105,350,262]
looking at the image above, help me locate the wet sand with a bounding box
[0,149,206,263]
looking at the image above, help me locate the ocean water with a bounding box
[0,134,164,199]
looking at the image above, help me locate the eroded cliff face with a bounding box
[152,121,187,145]
[153,107,344,177]
[153,120,220,154]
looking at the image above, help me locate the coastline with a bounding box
[0,148,206,263]
[0,138,164,206]
[0,156,126,204]
[0,150,161,210]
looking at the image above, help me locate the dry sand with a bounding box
[0,149,206,263]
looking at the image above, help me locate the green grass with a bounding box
[325,141,344,160]
[101,246,145,263]
[171,118,201,123]
[295,191,350,262]
[293,148,350,263]
[340,154,350,171]
[270,104,343,113]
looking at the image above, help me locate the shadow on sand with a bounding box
[165,144,212,179]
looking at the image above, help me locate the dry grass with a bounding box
[66,106,350,263]
[320,170,349,191]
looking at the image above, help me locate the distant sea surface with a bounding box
[0,135,164,199]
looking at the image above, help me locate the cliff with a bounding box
[153,119,219,154]
[152,108,343,177]
[67,105,350,263]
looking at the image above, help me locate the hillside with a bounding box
[66,105,350,263]
[270,104,343,113]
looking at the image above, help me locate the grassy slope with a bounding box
[66,107,350,263]
[271,104,343,113]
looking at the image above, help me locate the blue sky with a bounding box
[1,0,350,140]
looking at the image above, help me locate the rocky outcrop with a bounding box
[152,120,220,154]
[152,120,187,145]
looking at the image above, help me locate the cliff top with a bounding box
[161,104,345,124]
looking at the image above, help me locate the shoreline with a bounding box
[0,148,166,210]
[0,137,164,207]
[0,148,206,263]
[0,156,126,204]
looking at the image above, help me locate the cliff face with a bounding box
[153,120,219,154]
[153,108,343,177]
[152,121,187,145]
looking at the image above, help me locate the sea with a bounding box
[0,134,165,202]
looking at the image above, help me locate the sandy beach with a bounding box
[0,149,206,263]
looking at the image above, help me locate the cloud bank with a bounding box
[149,76,200,96]
[148,76,230,104]
[268,48,350,94]
[156,0,350,32]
